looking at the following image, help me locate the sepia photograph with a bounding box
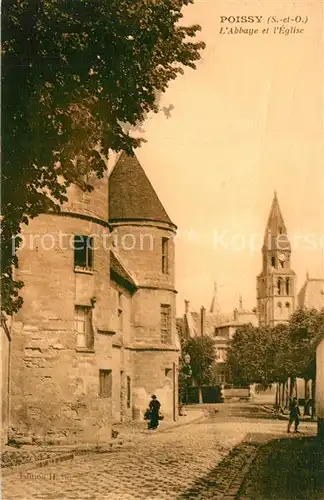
[1,0,324,499]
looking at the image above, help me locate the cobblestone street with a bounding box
[2,404,318,500]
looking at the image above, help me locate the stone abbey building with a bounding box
[7,152,179,444]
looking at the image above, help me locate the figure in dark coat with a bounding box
[288,398,300,433]
[148,395,161,430]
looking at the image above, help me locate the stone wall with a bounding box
[10,212,120,443]
[132,350,179,420]
[1,324,10,445]
[9,166,180,442]
[62,170,109,221]
[131,288,177,345]
[316,337,324,439]
[111,223,175,289]
[111,222,179,421]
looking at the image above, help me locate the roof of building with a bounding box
[183,309,233,338]
[297,276,324,310]
[110,250,138,293]
[109,151,176,228]
[263,191,290,251]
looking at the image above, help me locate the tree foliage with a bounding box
[287,308,324,380]
[1,0,205,314]
[226,324,281,386]
[227,309,324,387]
[185,336,216,386]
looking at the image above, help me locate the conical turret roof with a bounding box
[263,191,290,251]
[109,151,176,228]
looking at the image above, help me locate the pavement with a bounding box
[1,407,206,474]
[1,403,319,500]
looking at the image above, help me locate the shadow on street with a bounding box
[238,436,324,500]
[195,403,288,421]
[178,434,258,500]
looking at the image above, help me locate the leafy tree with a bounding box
[288,308,324,416]
[288,308,324,380]
[2,0,205,314]
[227,324,272,386]
[185,336,215,402]
[178,353,192,405]
[227,309,324,413]
[227,323,291,387]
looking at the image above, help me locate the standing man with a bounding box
[287,397,301,433]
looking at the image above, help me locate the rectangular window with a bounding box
[162,237,169,274]
[74,235,93,269]
[127,376,131,408]
[161,304,171,344]
[99,369,112,398]
[74,305,93,349]
[217,347,226,362]
[118,292,123,332]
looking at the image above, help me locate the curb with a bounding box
[259,405,289,420]
[119,411,207,436]
[2,452,75,477]
[260,405,316,423]
[221,448,259,499]
[150,411,207,434]
[1,414,205,476]
[1,439,124,477]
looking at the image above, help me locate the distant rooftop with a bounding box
[298,276,324,310]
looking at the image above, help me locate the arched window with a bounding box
[277,278,283,295]
[271,256,276,267]
[286,302,290,309]
[278,302,283,314]
[286,278,290,295]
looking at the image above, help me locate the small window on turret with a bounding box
[162,237,169,274]
[75,305,94,349]
[74,235,93,269]
[161,304,171,344]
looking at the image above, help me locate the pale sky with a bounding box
[135,0,324,315]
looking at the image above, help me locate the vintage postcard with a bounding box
[2,0,323,499]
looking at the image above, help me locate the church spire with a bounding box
[263,191,290,252]
[257,191,296,327]
[209,281,221,314]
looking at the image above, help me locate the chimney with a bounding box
[200,306,206,336]
[184,300,190,314]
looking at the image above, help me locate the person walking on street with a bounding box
[287,397,300,433]
[148,395,161,430]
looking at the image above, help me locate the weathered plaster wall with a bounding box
[316,338,324,439]
[132,350,178,420]
[10,211,117,443]
[1,326,10,445]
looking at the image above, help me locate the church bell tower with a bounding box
[257,191,296,326]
